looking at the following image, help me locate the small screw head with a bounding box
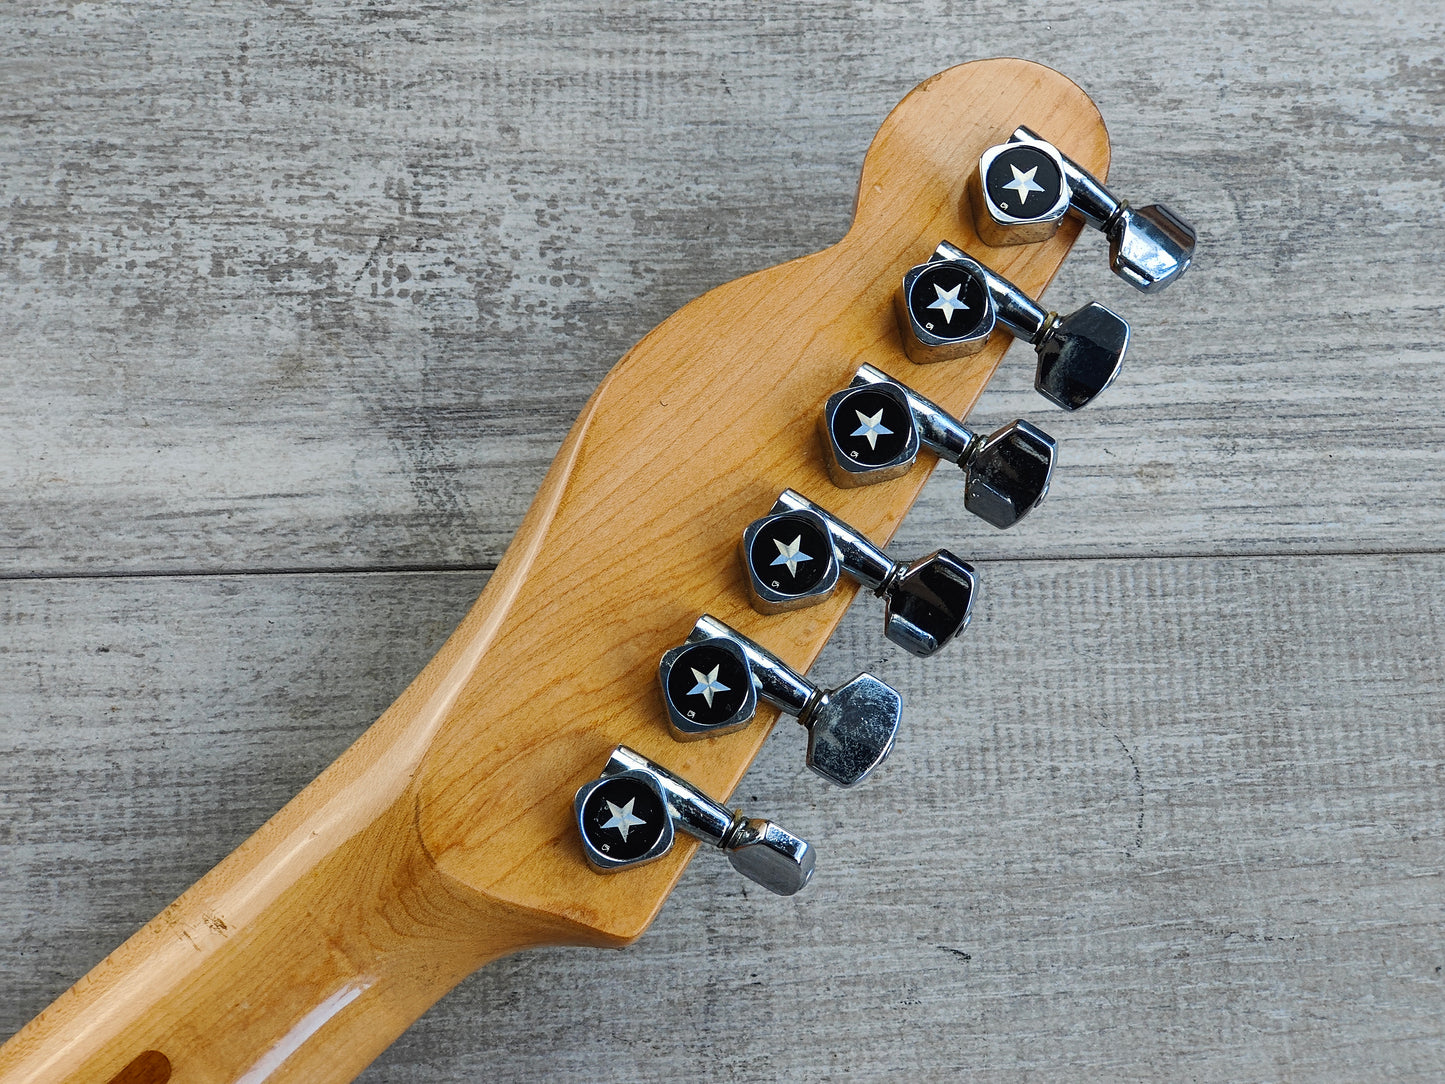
[820,382,919,488]
[658,636,758,740]
[740,508,839,614]
[1035,303,1129,411]
[895,255,996,365]
[574,769,674,872]
[883,551,978,657]
[963,419,1058,529]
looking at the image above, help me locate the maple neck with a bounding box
[0,589,612,1084]
[0,58,1107,1084]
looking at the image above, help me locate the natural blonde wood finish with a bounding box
[0,59,1106,1084]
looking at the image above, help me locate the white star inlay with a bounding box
[601,797,647,842]
[1001,163,1046,206]
[927,282,969,324]
[687,664,731,708]
[851,408,894,450]
[770,535,812,577]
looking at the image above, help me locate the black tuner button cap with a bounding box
[741,509,839,614]
[576,771,673,868]
[658,637,757,739]
[905,260,991,343]
[1034,302,1129,411]
[964,420,1058,529]
[883,551,978,657]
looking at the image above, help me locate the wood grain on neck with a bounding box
[0,59,1106,1084]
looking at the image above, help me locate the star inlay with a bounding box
[601,798,647,842]
[1001,163,1046,206]
[770,535,812,577]
[687,664,731,708]
[927,282,969,323]
[851,408,894,450]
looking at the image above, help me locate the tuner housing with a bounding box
[968,131,1073,246]
[895,253,997,365]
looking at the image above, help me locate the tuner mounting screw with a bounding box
[970,126,1196,293]
[741,490,978,657]
[821,364,1057,529]
[659,615,901,787]
[575,745,816,896]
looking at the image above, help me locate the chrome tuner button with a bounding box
[659,615,901,787]
[971,126,1197,293]
[741,490,978,657]
[897,241,1129,411]
[575,746,816,896]
[821,364,1057,529]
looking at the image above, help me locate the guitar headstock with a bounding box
[409,58,1112,943]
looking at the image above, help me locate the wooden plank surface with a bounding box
[2,0,1443,1081]
[3,558,1441,1080]
[1,1,1442,575]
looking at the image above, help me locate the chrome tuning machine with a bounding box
[970,125,1196,293]
[896,241,1129,411]
[820,363,1056,529]
[658,614,901,787]
[575,745,815,896]
[741,489,977,657]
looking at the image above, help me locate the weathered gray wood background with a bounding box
[3,2,1442,1081]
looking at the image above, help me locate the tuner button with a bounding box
[724,818,815,897]
[658,635,757,739]
[971,126,1196,293]
[893,252,996,365]
[1034,302,1129,411]
[964,419,1057,529]
[819,381,920,488]
[800,674,902,789]
[575,746,816,896]
[883,550,978,658]
[1108,202,1196,295]
[740,507,839,613]
[969,134,1072,246]
[660,616,901,788]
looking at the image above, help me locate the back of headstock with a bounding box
[413,58,1110,938]
[0,57,1135,1084]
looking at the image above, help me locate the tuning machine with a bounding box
[820,363,1056,528]
[658,614,900,787]
[575,745,815,896]
[896,241,1128,411]
[741,489,976,657]
[970,125,1196,293]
